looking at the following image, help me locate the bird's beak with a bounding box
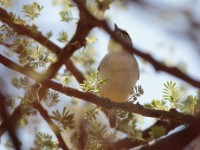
[114,23,119,30]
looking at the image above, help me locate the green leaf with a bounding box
[46,31,53,38]
[43,90,60,107]
[57,31,68,43]
[0,24,14,39]
[80,71,107,94]
[129,85,144,101]
[11,76,29,89]
[149,126,166,140]
[34,132,58,150]
[59,10,73,22]
[84,107,101,121]
[162,81,179,108]
[70,131,79,145]
[95,0,113,12]
[181,95,197,115]
[51,107,76,131]
[8,12,26,25]
[5,96,16,109]
[22,2,43,20]
[87,121,117,145]
[0,0,11,8]
[145,99,168,111]
[84,139,104,150]
[86,35,97,44]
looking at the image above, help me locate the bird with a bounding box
[98,24,139,127]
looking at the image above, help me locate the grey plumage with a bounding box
[98,24,139,127]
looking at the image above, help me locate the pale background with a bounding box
[0,0,200,149]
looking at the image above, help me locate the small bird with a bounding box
[98,24,139,127]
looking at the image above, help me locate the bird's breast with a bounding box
[98,52,139,102]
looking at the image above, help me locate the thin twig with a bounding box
[0,54,193,124]
[73,0,200,88]
[108,119,183,149]
[0,93,21,150]
[140,113,200,150]
[0,7,85,84]
[32,102,69,150]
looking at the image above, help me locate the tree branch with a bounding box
[0,83,69,149]
[0,6,85,84]
[0,92,21,150]
[33,4,92,82]
[1,2,199,149]
[108,119,183,149]
[32,102,69,150]
[0,54,193,124]
[73,0,200,88]
[140,113,200,150]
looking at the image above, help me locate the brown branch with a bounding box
[77,119,88,150]
[0,54,193,124]
[0,2,199,149]
[0,80,68,149]
[31,2,93,83]
[0,6,85,84]
[108,119,183,149]
[0,84,69,149]
[0,92,21,150]
[0,41,12,48]
[0,50,194,149]
[32,102,69,150]
[0,104,23,136]
[73,0,200,88]
[40,13,93,82]
[47,82,192,124]
[65,60,85,84]
[140,113,200,150]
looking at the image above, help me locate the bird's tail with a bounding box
[103,109,118,128]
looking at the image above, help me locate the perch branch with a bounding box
[0,54,193,125]
[0,7,85,84]
[73,0,200,88]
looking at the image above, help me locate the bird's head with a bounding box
[113,24,132,46]
[108,24,133,53]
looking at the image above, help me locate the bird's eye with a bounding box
[121,30,130,39]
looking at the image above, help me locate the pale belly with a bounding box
[98,52,139,102]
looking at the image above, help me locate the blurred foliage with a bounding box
[181,90,200,115]
[11,76,29,89]
[0,0,200,150]
[81,70,106,94]
[42,90,60,107]
[57,31,68,44]
[119,113,144,141]
[60,10,75,22]
[84,106,101,122]
[72,41,97,74]
[5,95,16,109]
[163,81,179,108]
[129,85,144,102]
[84,139,105,150]
[0,0,11,8]
[3,140,16,150]
[86,0,126,18]
[149,125,166,140]
[69,131,79,146]
[84,121,118,149]
[145,81,200,115]
[85,35,97,45]
[51,107,76,131]
[22,2,43,21]
[33,132,59,150]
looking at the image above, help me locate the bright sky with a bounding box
[0,0,200,149]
